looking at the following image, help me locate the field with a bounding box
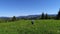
[0,20,60,34]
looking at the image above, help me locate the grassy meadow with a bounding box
[0,20,60,34]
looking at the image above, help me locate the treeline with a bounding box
[39,9,60,20]
[8,9,60,21]
[0,9,60,22]
[21,9,60,20]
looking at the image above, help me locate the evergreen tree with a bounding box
[12,16,16,21]
[41,12,45,19]
[45,13,48,19]
[56,9,60,19]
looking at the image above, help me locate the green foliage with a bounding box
[45,13,48,19]
[40,13,50,19]
[41,12,45,19]
[11,16,16,21]
[56,9,60,19]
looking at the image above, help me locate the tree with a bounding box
[12,16,16,21]
[45,13,48,19]
[41,12,45,19]
[56,9,60,19]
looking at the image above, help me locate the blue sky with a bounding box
[0,0,60,17]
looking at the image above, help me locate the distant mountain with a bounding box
[17,14,57,19]
[0,17,10,19]
[0,14,57,19]
[17,15,40,18]
[48,14,57,16]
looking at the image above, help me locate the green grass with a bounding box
[0,20,60,34]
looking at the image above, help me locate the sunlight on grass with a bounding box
[0,20,59,34]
